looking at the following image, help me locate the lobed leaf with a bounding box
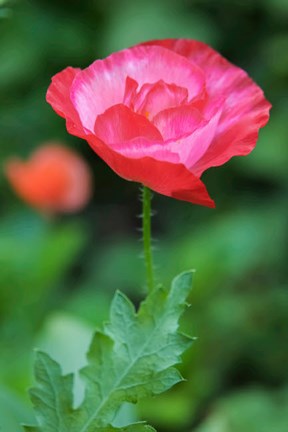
[23,424,155,432]
[26,271,194,431]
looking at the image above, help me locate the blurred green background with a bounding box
[0,0,287,430]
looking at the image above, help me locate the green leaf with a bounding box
[27,271,194,431]
[24,423,156,432]
[92,425,156,432]
[23,424,155,432]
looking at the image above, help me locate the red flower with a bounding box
[5,143,92,214]
[46,39,271,207]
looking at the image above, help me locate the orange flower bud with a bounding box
[5,143,92,214]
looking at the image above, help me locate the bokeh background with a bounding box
[0,0,288,430]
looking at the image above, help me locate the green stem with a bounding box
[142,186,155,293]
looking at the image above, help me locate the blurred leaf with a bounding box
[65,290,112,327]
[0,212,87,395]
[85,240,145,296]
[102,0,218,54]
[0,7,12,18]
[157,205,287,292]
[138,391,192,429]
[35,312,94,407]
[36,312,94,373]
[0,0,13,18]
[195,388,288,432]
[263,33,288,76]
[237,105,288,181]
[0,387,33,432]
[0,212,86,315]
[263,0,288,14]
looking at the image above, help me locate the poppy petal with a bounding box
[70,45,205,132]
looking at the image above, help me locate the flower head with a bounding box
[46,39,271,207]
[5,142,92,214]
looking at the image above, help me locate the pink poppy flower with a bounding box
[5,143,92,214]
[46,39,271,207]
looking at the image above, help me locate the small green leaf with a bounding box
[27,272,194,431]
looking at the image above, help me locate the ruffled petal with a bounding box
[192,103,270,175]
[94,103,163,144]
[134,80,188,118]
[123,76,139,108]
[150,99,222,167]
[106,136,180,164]
[94,104,180,163]
[153,104,203,141]
[70,45,205,132]
[140,39,271,174]
[86,134,215,207]
[46,67,85,138]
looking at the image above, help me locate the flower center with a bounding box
[123,76,188,121]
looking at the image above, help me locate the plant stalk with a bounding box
[142,186,155,293]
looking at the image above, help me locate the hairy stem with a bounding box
[142,186,155,293]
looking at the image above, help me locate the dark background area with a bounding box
[0,0,287,430]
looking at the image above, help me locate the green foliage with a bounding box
[0,212,86,312]
[0,388,34,432]
[102,0,217,55]
[0,0,12,18]
[195,388,288,432]
[1,0,287,431]
[25,272,194,431]
[0,211,87,395]
[24,424,155,432]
